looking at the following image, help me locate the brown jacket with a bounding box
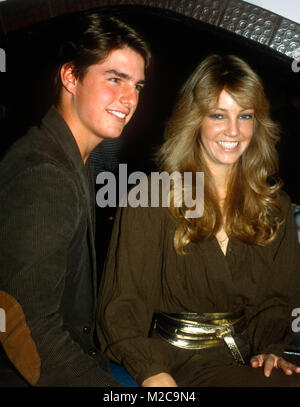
[0,106,120,386]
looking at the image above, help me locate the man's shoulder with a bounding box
[0,131,76,201]
[0,118,74,179]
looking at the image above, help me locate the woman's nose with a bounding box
[225,118,239,137]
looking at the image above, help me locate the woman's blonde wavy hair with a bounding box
[155,54,283,254]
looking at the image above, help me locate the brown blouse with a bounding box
[97,192,300,385]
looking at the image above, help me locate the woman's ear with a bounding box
[60,63,77,94]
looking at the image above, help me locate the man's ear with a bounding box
[60,63,77,94]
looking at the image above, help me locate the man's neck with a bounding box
[56,104,102,164]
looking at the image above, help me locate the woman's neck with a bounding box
[212,167,231,206]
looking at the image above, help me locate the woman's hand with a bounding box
[250,353,300,377]
[142,372,178,387]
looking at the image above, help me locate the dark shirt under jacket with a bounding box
[0,106,120,386]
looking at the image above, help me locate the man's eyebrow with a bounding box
[105,69,145,84]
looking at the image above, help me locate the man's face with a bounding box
[70,47,145,145]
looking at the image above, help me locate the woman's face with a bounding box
[199,89,254,174]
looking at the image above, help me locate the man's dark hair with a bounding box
[54,11,151,103]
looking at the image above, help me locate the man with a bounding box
[0,11,150,386]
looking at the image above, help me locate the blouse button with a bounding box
[83,326,91,334]
[88,348,98,357]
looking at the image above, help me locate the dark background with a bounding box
[0,4,300,272]
[0,5,299,194]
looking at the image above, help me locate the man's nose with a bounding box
[119,84,138,108]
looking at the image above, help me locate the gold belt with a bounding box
[154,311,246,365]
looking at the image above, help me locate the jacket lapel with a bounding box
[41,106,98,300]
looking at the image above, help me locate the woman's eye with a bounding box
[210,114,223,120]
[240,114,253,120]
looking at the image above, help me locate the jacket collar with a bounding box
[41,104,96,228]
[40,106,98,298]
[40,105,86,176]
[40,106,95,209]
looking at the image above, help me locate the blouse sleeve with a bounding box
[247,194,300,357]
[97,202,176,384]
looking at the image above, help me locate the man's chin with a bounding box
[98,131,123,140]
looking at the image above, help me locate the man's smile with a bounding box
[107,109,127,120]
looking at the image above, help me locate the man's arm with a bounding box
[0,163,120,386]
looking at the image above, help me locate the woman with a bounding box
[97,55,300,386]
